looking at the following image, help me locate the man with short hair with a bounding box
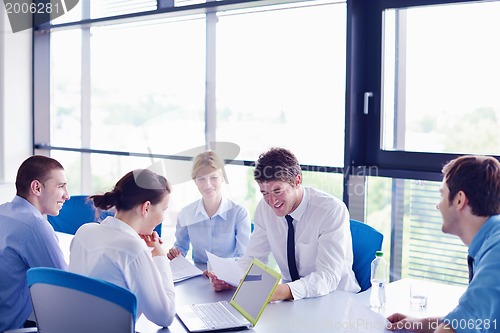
[0,155,70,332]
[387,155,500,333]
[209,147,360,301]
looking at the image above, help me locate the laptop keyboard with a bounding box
[192,302,241,329]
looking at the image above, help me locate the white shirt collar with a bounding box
[288,186,309,222]
[101,216,143,241]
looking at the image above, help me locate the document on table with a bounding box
[341,297,390,332]
[170,256,204,283]
[205,251,243,287]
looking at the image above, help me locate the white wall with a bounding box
[0,6,33,189]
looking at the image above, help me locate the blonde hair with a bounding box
[191,151,228,183]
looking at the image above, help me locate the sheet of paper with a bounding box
[205,251,243,287]
[341,296,391,332]
[170,256,203,283]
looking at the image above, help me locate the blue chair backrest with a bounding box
[47,195,113,235]
[27,267,137,333]
[349,219,384,292]
[48,195,162,236]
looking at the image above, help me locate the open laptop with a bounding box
[176,258,281,332]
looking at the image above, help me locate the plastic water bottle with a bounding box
[370,250,387,311]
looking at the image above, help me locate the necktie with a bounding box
[467,255,474,283]
[285,215,300,281]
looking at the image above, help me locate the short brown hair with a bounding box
[253,147,302,186]
[442,155,500,216]
[16,155,64,198]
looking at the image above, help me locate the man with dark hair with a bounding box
[0,155,70,332]
[209,147,360,301]
[388,155,500,333]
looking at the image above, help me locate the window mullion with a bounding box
[81,1,92,194]
[205,11,217,148]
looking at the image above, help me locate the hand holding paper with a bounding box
[205,251,243,287]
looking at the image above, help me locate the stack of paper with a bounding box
[170,256,204,283]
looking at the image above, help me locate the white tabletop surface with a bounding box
[136,275,466,333]
[55,231,466,333]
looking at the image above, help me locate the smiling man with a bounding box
[0,155,70,332]
[209,147,360,301]
[387,155,500,333]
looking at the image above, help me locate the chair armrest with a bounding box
[4,327,38,333]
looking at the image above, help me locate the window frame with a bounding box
[348,0,500,181]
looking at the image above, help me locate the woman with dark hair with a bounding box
[69,169,175,327]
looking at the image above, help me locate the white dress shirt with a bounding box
[239,186,360,300]
[69,217,175,327]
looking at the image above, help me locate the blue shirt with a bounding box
[0,196,67,332]
[443,215,500,333]
[174,197,251,263]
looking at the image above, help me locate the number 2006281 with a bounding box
[5,2,65,14]
[443,319,496,330]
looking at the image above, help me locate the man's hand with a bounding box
[206,272,235,291]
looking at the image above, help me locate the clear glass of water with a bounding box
[410,280,428,310]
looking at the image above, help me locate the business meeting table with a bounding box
[55,232,466,333]
[134,271,465,333]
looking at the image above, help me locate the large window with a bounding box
[358,0,500,284]
[366,176,468,286]
[216,3,346,166]
[42,0,348,247]
[34,0,500,286]
[382,1,500,156]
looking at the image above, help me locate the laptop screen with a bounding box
[229,259,281,326]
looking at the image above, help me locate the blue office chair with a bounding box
[26,267,137,333]
[350,219,384,292]
[47,195,113,235]
[48,195,162,236]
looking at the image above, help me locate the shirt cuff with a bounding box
[288,280,306,300]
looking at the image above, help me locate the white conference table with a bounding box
[55,232,466,333]
[135,274,465,333]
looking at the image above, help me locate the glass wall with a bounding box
[366,176,468,286]
[35,0,499,285]
[47,0,347,199]
[43,0,348,252]
[216,3,346,166]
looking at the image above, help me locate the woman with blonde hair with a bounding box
[69,169,175,327]
[168,150,251,264]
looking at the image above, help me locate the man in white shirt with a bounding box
[209,147,360,301]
